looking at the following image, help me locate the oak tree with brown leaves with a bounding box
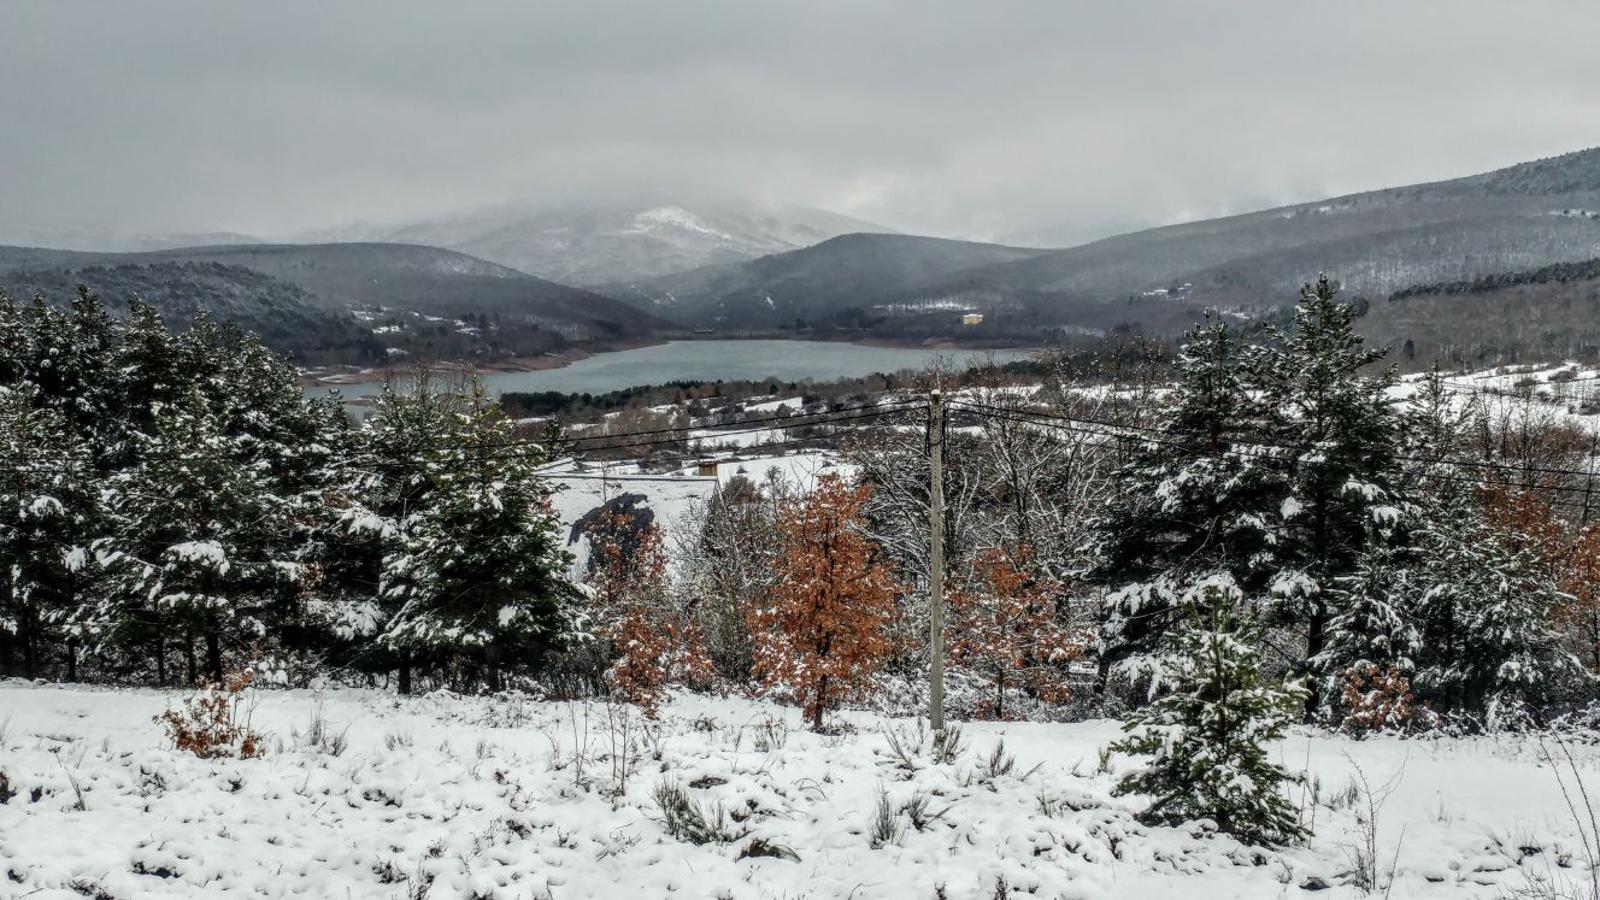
[586,509,714,716]
[751,474,898,730]
[947,545,1086,719]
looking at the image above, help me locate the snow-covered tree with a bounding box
[1410,496,1584,726]
[1311,545,1424,726]
[1112,574,1308,845]
[0,381,103,678]
[1092,317,1278,684]
[676,473,783,680]
[374,379,574,692]
[947,545,1085,719]
[100,386,297,683]
[1247,276,1409,712]
[752,473,899,730]
[586,509,714,715]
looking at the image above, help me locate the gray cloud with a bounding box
[3,0,1599,244]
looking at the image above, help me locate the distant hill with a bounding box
[905,147,1600,328]
[0,226,260,253]
[602,148,1600,347]
[1360,257,1600,367]
[0,261,382,365]
[307,200,893,285]
[606,233,1045,331]
[0,242,669,365]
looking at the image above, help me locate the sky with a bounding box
[3,0,1600,246]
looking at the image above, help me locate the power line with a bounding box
[0,400,923,470]
[949,399,1600,482]
[946,401,1600,512]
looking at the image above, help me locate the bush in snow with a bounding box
[1337,662,1437,737]
[1112,575,1307,846]
[154,668,264,759]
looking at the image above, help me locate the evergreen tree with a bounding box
[1092,317,1278,685]
[374,379,574,692]
[1311,545,1424,726]
[1112,574,1308,845]
[1410,496,1584,726]
[100,386,297,683]
[1247,276,1408,712]
[0,382,102,678]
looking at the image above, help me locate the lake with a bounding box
[306,339,1037,400]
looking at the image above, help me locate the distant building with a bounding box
[961,313,984,326]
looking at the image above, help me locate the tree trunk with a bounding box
[65,638,78,682]
[1303,604,1326,721]
[398,655,413,696]
[155,636,167,685]
[811,676,828,731]
[184,630,197,685]
[204,617,223,682]
[20,608,38,680]
[485,644,503,693]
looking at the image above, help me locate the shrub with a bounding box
[154,669,264,759]
[1339,663,1437,737]
[653,780,737,844]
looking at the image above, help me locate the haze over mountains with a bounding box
[300,199,892,286]
[2,147,1599,369]
[606,148,1600,348]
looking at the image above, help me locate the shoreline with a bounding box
[298,336,668,387]
[299,334,1044,388]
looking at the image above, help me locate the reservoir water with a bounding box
[307,339,1036,400]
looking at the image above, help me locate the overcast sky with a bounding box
[3,1,1599,244]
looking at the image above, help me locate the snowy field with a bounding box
[2,683,1596,899]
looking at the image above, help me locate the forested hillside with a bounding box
[0,242,669,364]
[1361,256,1600,366]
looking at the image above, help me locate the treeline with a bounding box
[0,261,386,365]
[500,356,1051,423]
[5,280,1596,740]
[1389,256,1600,301]
[0,287,574,690]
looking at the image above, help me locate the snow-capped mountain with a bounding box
[301,200,893,286]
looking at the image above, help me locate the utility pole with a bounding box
[928,388,947,732]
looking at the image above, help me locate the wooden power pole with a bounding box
[928,388,947,732]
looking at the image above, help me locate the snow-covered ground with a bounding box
[1,683,1594,899]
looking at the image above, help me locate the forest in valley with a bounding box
[3,278,1599,847]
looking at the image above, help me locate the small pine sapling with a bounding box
[1112,575,1307,845]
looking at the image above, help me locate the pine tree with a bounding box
[1247,275,1408,712]
[1092,317,1278,684]
[0,382,102,679]
[101,385,297,683]
[1312,545,1423,726]
[1410,496,1584,726]
[1112,574,1308,845]
[752,474,899,730]
[374,378,574,692]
